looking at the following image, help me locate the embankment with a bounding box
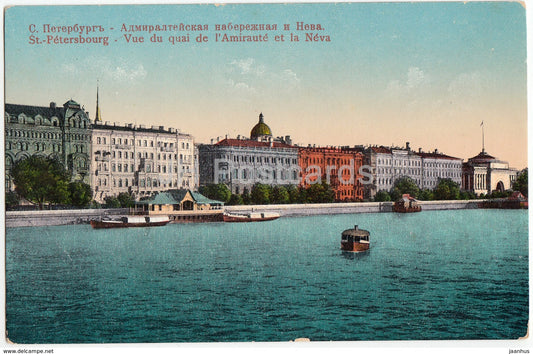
[224,199,480,217]
[5,200,481,228]
[5,208,129,228]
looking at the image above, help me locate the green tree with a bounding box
[307,182,335,203]
[199,183,232,203]
[104,196,121,208]
[513,168,528,197]
[10,155,70,209]
[392,176,420,199]
[68,181,93,208]
[251,183,271,204]
[286,185,300,204]
[434,179,460,200]
[242,189,252,205]
[227,194,244,205]
[374,190,391,202]
[271,186,290,204]
[418,189,434,201]
[117,192,135,208]
[5,190,20,209]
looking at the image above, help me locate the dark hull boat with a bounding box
[90,215,170,229]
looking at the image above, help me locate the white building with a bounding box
[90,122,196,203]
[367,142,463,196]
[462,150,518,195]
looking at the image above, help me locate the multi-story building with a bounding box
[364,142,463,197]
[462,150,518,195]
[417,150,463,190]
[5,100,91,190]
[365,143,422,197]
[298,146,364,201]
[198,113,299,194]
[90,122,196,203]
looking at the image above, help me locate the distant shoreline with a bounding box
[4,200,487,228]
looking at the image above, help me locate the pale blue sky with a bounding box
[4,2,527,167]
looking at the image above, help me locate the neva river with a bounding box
[6,209,528,343]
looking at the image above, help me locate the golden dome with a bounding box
[250,113,272,139]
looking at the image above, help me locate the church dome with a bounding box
[250,113,272,140]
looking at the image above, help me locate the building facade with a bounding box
[5,100,91,190]
[462,150,518,195]
[364,143,463,198]
[298,146,364,201]
[198,138,299,194]
[91,122,196,203]
[198,113,299,194]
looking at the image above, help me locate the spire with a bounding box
[480,120,485,153]
[95,81,102,122]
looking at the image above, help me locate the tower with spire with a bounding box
[95,82,102,123]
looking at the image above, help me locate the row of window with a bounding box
[226,154,297,165]
[97,177,191,189]
[95,136,191,149]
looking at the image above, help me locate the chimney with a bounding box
[418,148,422,153]
[434,149,438,154]
[50,102,56,109]
[406,142,410,151]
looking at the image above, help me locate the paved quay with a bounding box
[5,200,481,228]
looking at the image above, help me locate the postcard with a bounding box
[2,1,529,353]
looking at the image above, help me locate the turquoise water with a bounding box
[5,209,528,343]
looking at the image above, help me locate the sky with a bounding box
[3,1,528,168]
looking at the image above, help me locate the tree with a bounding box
[373,190,391,202]
[117,192,135,208]
[271,186,290,204]
[307,182,335,203]
[68,181,93,208]
[251,183,271,204]
[513,168,528,197]
[418,189,434,201]
[104,196,121,208]
[433,179,460,200]
[5,191,20,210]
[392,176,420,199]
[10,155,70,209]
[199,183,231,203]
[227,194,244,205]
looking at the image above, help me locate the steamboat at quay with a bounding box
[340,225,370,252]
[393,194,422,213]
[90,215,170,229]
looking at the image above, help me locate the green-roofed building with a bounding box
[135,189,223,213]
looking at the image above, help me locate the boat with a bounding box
[341,225,370,252]
[223,211,280,222]
[90,215,170,229]
[393,194,422,213]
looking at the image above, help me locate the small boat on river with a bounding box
[223,211,280,222]
[393,194,422,213]
[341,225,370,252]
[90,215,170,229]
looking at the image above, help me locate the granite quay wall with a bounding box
[5,200,482,227]
[224,200,481,217]
[5,208,129,228]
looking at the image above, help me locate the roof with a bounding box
[5,103,64,119]
[216,138,296,149]
[250,113,272,139]
[342,225,370,237]
[136,189,224,205]
[370,146,392,154]
[416,152,462,160]
[468,151,496,162]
